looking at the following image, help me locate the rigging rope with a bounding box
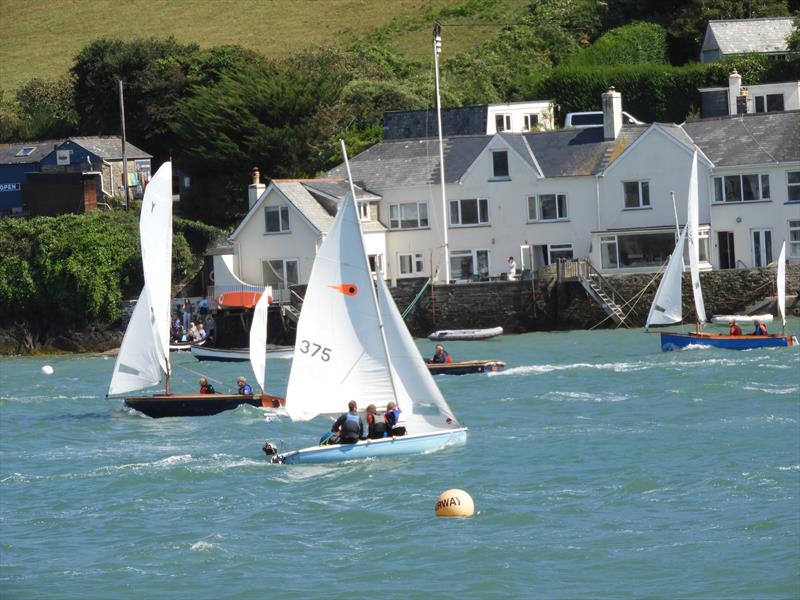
[401,276,433,319]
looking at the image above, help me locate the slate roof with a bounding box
[522,125,647,177]
[68,136,150,160]
[704,18,794,55]
[272,181,335,233]
[326,135,491,189]
[0,140,63,165]
[383,105,487,139]
[682,110,800,167]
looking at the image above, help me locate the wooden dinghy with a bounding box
[125,393,284,419]
[426,359,506,376]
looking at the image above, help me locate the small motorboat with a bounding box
[169,340,206,352]
[191,345,293,362]
[428,326,503,341]
[426,359,505,376]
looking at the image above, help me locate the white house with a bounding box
[700,17,795,63]
[699,70,800,117]
[219,91,799,297]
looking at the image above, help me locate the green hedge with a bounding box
[513,55,800,125]
[0,211,204,325]
[567,22,668,67]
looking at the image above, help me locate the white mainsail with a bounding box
[249,286,272,393]
[778,241,786,329]
[108,162,173,395]
[686,151,707,324]
[375,273,458,431]
[284,189,395,421]
[646,225,688,328]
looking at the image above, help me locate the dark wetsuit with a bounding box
[367,414,388,439]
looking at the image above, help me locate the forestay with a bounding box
[284,190,395,421]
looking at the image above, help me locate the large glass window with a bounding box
[450,198,489,226]
[601,233,675,269]
[754,94,784,113]
[548,244,574,263]
[398,252,425,276]
[263,259,298,290]
[389,202,428,229]
[265,206,290,233]
[495,114,511,132]
[789,220,800,258]
[528,194,567,221]
[623,181,650,209]
[492,151,509,178]
[714,174,770,202]
[449,249,489,281]
[788,171,800,202]
[523,114,539,131]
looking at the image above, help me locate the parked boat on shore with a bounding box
[428,326,503,341]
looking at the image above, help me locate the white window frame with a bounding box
[388,202,428,229]
[789,220,800,258]
[367,254,383,274]
[449,249,490,281]
[788,171,800,202]
[491,151,509,179]
[751,228,773,267]
[397,252,425,277]
[623,180,650,209]
[495,114,511,132]
[527,193,567,222]
[450,198,489,227]
[523,113,539,131]
[754,93,784,113]
[548,244,574,263]
[264,205,290,233]
[601,236,619,269]
[713,174,770,203]
[358,201,370,222]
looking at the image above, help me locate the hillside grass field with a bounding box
[1,0,529,95]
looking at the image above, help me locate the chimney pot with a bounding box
[251,166,260,185]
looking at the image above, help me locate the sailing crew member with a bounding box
[237,376,252,395]
[751,320,768,336]
[199,377,216,394]
[431,344,453,364]
[366,404,388,439]
[384,401,406,437]
[729,320,742,336]
[331,400,363,444]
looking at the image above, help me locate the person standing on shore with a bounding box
[182,298,192,330]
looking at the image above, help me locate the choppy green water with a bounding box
[2,325,799,599]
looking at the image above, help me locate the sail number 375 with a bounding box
[299,340,331,362]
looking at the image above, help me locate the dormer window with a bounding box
[495,114,511,132]
[358,201,370,222]
[492,151,509,179]
[15,146,36,157]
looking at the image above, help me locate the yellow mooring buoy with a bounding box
[435,489,474,517]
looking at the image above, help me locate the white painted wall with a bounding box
[486,101,555,132]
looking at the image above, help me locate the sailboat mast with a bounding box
[433,22,451,284]
[339,140,402,408]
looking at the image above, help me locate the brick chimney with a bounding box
[602,86,622,140]
[248,166,265,209]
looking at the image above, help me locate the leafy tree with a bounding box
[788,14,800,51]
[71,37,199,162]
[13,75,78,139]
[567,22,668,66]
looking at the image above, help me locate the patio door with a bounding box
[262,259,299,302]
[718,231,735,269]
[751,229,772,268]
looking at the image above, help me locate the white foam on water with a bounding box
[190,541,220,552]
[777,464,800,471]
[742,385,799,395]
[492,361,650,376]
[547,390,630,403]
[95,454,194,474]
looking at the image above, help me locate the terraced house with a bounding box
[215,90,800,302]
